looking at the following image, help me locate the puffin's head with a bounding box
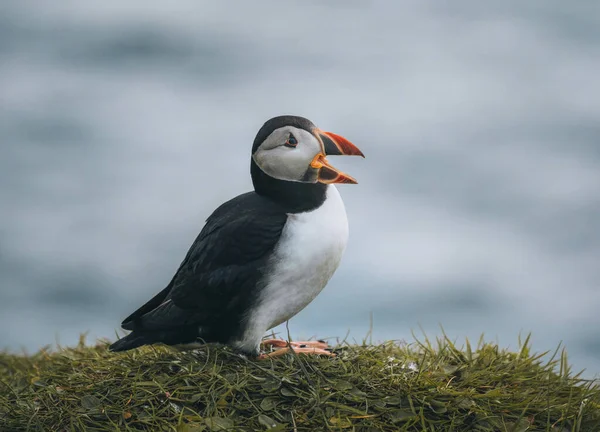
[251,115,364,185]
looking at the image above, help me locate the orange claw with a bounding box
[261,339,329,350]
[258,346,335,359]
[259,339,334,359]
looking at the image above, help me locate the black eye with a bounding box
[284,133,298,148]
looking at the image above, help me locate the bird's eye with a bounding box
[284,133,298,148]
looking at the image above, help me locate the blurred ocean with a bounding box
[1,1,599,376]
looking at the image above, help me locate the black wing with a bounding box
[120,192,287,336]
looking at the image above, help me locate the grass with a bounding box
[0,333,599,431]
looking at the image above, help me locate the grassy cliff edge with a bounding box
[1,334,599,431]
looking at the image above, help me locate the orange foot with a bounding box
[261,338,329,350]
[258,339,335,359]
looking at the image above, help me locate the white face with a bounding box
[252,126,324,183]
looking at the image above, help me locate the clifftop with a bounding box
[1,334,599,431]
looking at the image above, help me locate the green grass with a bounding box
[1,333,599,431]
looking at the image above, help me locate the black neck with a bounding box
[251,160,327,213]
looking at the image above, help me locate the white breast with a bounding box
[234,185,349,353]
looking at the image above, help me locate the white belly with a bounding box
[234,185,349,353]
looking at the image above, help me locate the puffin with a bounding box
[109,115,364,358]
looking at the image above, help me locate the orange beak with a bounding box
[311,129,365,184]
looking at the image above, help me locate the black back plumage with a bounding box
[110,193,287,352]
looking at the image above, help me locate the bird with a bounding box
[109,115,364,358]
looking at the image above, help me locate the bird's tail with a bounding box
[109,332,152,352]
[109,327,200,352]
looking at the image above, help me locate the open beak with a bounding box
[311,129,365,184]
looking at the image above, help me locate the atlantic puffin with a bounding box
[109,115,364,358]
